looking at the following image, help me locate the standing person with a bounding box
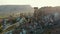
[0,18,3,29]
[2,18,7,29]
[18,13,27,25]
[8,15,14,25]
[16,13,23,22]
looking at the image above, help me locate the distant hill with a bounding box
[39,6,60,14]
[0,5,33,16]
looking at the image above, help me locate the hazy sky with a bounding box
[0,0,60,7]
